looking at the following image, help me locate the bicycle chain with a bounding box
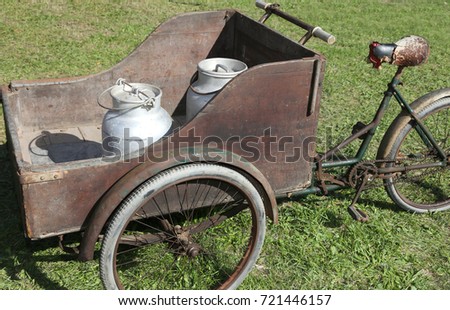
[347,157,445,191]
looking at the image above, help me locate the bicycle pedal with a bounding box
[347,205,369,222]
[352,121,369,140]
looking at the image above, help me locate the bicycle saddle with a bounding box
[368,35,430,69]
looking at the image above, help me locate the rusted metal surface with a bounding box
[19,170,64,184]
[2,10,325,248]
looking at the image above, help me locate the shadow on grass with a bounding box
[327,188,400,213]
[279,194,348,227]
[0,143,76,289]
[281,186,401,227]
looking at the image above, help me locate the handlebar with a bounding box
[312,27,336,45]
[255,0,336,45]
[256,0,270,9]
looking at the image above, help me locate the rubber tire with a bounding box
[378,90,450,213]
[100,163,266,290]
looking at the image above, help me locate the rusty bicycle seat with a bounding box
[368,35,430,69]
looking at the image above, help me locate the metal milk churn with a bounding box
[186,58,247,121]
[99,79,172,157]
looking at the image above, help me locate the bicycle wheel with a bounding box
[380,93,449,212]
[100,163,266,289]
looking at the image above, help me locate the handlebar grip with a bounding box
[256,0,270,10]
[312,27,336,45]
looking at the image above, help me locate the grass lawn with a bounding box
[0,0,449,289]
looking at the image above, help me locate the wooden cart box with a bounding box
[2,10,325,240]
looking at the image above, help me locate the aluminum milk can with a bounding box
[186,58,247,121]
[99,79,172,157]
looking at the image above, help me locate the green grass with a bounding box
[0,0,449,289]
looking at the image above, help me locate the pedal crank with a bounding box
[347,173,370,222]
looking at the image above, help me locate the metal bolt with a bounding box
[174,225,182,234]
[187,245,200,258]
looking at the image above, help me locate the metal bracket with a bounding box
[19,170,64,184]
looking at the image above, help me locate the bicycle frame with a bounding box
[255,1,446,199]
[297,66,448,197]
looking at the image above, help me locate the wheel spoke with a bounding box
[118,232,166,246]
[190,201,247,235]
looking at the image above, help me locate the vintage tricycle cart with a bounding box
[1,1,449,289]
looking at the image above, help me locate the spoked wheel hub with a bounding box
[167,223,202,258]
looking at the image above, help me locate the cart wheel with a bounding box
[100,163,266,289]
